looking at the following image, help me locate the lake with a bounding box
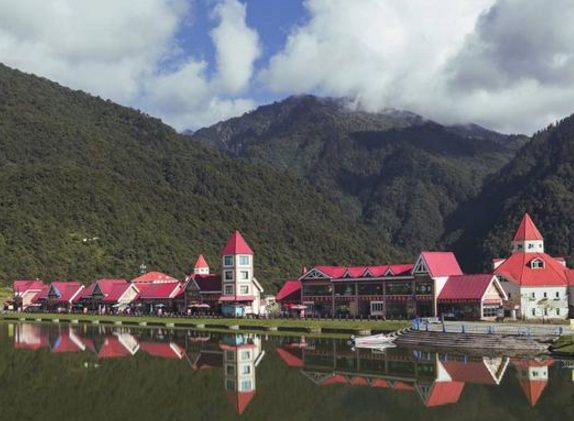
[0,322,572,421]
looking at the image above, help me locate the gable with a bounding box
[412,255,429,275]
[299,268,330,281]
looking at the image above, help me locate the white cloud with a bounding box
[0,0,260,130]
[262,0,574,134]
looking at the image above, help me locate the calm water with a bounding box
[0,322,573,421]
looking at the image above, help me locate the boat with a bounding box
[348,333,395,349]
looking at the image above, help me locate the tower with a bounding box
[515,359,552,406]
[511,213,544,254]
[220,231,262,315]
[193,254,210,275]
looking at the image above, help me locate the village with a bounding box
[6,214,574,323]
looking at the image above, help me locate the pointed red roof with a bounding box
[276,280,301,302]
[420,252,463,277]
[518,379,548,406]
[194,254,209,269]
[424,381,465,407]
[513,213,544,241]
[227,391,256,415]
[221,231,254,255]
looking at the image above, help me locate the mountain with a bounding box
[194,95,527,255]
[448,114,574,270]
[0,64,404,289]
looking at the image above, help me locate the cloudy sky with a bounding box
[0,0,573,134]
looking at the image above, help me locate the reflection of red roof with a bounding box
[276,347,303,367]
[135,282,183,299]
[442,360,497,385]
[494,252,568,286]
[52,333,81,353]
[518,379,548,407]
[131,272,179,284]
[424,381,465,407]
[349,376,369,386]
[227,391,256,415]
[221,231,254,255]
[371,378,391,388]
[192,274,221,292]
[140,342,185,359]
[276,280,301,302]
[393,381,415,391]
[438,275,500,301]
[513,213,544,241]
[98,336,133,359]
[194,254,209,269]
[321,374,348,386]
[15,324,49,350]
[420,252,463,277]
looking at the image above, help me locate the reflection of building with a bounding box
[494,214,570,319]
[512,358,555,406]
[277,340,512,408]
[221,334,265,415]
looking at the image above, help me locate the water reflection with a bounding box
[3,322,572,419]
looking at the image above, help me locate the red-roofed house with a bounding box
[134,282,185,313]
[437,274,507,320]
[295,251,468,318]
[12,280,45,311]
[131,271,179,284]
[38,282,84,311]
[493,214,569,319]
[76,279,139,312]
[275,280,301,305]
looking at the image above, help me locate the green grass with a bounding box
[0,312,409,332]
[554,335,574,353]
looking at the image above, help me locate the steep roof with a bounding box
[221,230,254,255]
[140,342,185,359]
[227,391,256,415]
[47,282,84,303]
[276,280,301,301]
[13,280,44,294]
[192,274,221,292]
[194,254,209,269]
[438,274,503,301]
[424,381,465,407]
[442,360,500,385]
[131,272,179,284]
[513,213,544,241]
[135,282,183,299]
[276,347,304,367]
[420,252,463,277]
[305,264,414,280]
[494,252,568,286]
[77,279,130,303]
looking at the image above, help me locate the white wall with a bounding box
[507,286,569,319]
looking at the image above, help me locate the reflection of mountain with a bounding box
[276,340,554,408]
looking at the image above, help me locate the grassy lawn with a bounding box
[0,312,409,331]
[554,335,574,353]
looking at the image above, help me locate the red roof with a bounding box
[77,279,130,303]
[308,264,414,280]
[438,274,500,301]
[131,272,179,284]
[494,252,568,286]
[349,376,369,386]
[31,285,50,303]
[140,342,185,359]
[276,280,301,302]
[513,213,544,241]
[393,381,415,391]
[97,336,136,359]
[13,280,44,294]
[194,254,209,269]
[135,282,183,299]
[52,332,82,353]
[221,230,254,255]
[192,274,221,292]
[370,378,391,388]
[420,252,463,277]
[47,282,84,303]
[321,374,348,386]
[518,379,548,406]
[424,381,465,407]
[276,347,304,367]
[227,391,255,415]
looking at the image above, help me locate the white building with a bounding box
[493,214,570,320]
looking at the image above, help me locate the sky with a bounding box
[0,0,573,134]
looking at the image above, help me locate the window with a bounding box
[224,255,233,266]
[302,284,332,296]
[239,256,250,265]
[240,380,252,391]
[508,292,512,299]
[543,292,547,298]
[531,259,544,269]
[528,243,534,249]
[483,306,500,318]
[387,283,414,295]
[241,350,251,360]
[556,291,560,298]
[240,271,249,280]
[544,308,548,316]
[226,380,236,391]
[224,271,233,281]
[226,365,235,375]
[239,285,249,295]
[334,284,354,296]
[241,365,251,375]
[225,285,234,295]
[517,244,523,250]
[358,283,382,296]
[225,351,236,361]
[531,308,536,316]
[556,308,561,316]
[531,292,535,299]
[415,283,433,295]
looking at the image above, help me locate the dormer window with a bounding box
[517,244,523,250]
[531,258,544,269]
[384,268,395,277]
[528,243,534,249]
[343,270,352,278]
[362,269,372,277]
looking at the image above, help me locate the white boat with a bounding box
[348,333,395,348]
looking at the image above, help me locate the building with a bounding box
[12,280,45,311]
[75,279,139,312]
[494,214,570,319]
[295,252,506,319]
[34,282,85,312]
[186,256,222,312]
